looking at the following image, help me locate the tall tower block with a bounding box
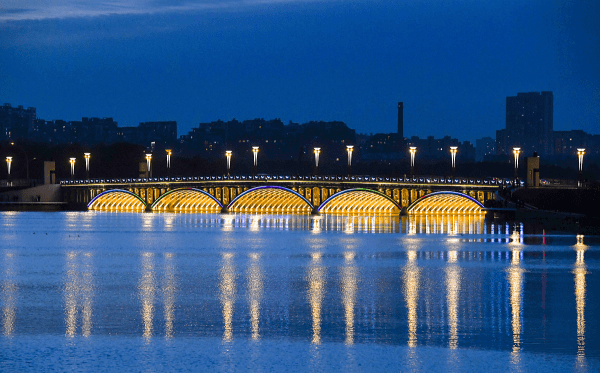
[397,102,404,138]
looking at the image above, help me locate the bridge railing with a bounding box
[60,175,516,187]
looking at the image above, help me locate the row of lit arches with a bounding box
[87,187,484,214]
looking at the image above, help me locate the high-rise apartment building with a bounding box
[498,91,553,156]
[475,137,496,162]
[0,103,36,140]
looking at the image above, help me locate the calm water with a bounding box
[0,211,599,372]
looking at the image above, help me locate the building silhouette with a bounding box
[475,137,495,162]
[496,91,553,156]
[0,103,36,140]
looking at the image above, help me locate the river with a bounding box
[0,211,598,372]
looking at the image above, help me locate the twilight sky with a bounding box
[1,0,599,142]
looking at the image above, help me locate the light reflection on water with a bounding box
[64,251,94,338]
[139,252,155,339]
[341,252,357,345]
[163,253,176,339]
[2,252,17,337]
[0,211,598,371]
[220,253,236,343]
[575,236,587,364]
[308,252,326,345]
[247,253,263,341]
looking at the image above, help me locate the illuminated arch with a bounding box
[406,191,484,214]
[318,188,401,214]
[227,186,313,214]
[151,188,223,213]
[87,189,147,212]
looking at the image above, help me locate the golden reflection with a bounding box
[403,250,420,347]
[81,252,93,337]
[250,216,261,232]
[445,251,460,349]
[574,235,587,359]
[2,252,17,337]
[247,253,263,340]
[508,248,523,358]
[64,251,94,337]
[163,253,176,338]
[308,252,326,344]
[220,253,236,342]
[139,252,156,339]
[311,216,322,234]
[222,216,234,232]
[65,252,78,337]
[341,252,357,345]
[406,214,484,235]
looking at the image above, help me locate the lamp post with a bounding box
[166,149,172,168]
[145,153,152,178]
[252,146,259,176]
[513,147,521,180]
[225,150,232,176]
[6,156,12,176]
[6,156,12,186]
[313,147,321,175]
[69,158,76,179]
[9,142,29,183]
[84,153,91,179]
[450,146,458,176]
[165,149,172,178]
[577,148,585,187]
[409,146,417,176]
[346,145,354,176]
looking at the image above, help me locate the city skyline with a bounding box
[1,1,599,143]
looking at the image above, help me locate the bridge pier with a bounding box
[221,206,229,214]
[311,207,320,215]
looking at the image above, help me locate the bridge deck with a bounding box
[62,174,506,214]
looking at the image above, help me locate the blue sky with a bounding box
[1,0,598,142]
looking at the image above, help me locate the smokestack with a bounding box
[397,102,403,138]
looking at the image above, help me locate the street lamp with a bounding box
[6,156,12,176]
[577,148,585,187]
[145,153,152,178]
[450,146,458,174]
[252,146,259,176]
[313,147,321,174]
[166,149,172,169]
[409,146,417,175]
[84,153,91,179]
[346,145,354,176]
[69,158,76,178]
[513,147,521,179]
[225,150,232,175]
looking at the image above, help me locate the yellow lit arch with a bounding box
[406,191,484,214]
[87,189,147,212]
[227,186,313,214]
[151,188,223,213]
[318,188,401,214]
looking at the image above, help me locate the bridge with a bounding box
[60,174,511,215]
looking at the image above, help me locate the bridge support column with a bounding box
[311,206,320,215]
[145,205,152,213]
[221,206,229,214]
